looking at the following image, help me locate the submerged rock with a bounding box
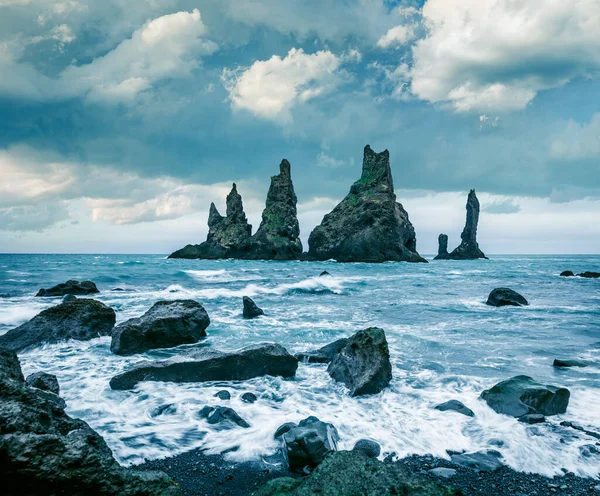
[295,338,349,364]
[319,271,331,277]
[486,288,528,307]
[25,372,59,395]
[352,439,381,458]
[327,327,392,396]
[214,390,231,400]
[0,349,176,495]
[0,298,116,352]
[553,358,589,368]
[434,190,487,260]
[169,183,253,259]
[36,279,99,297]
[578,271,600,278]
[450,450,504,472]
[480,375,570,417]
[280,416,339,472]
[110,343,298,390]
[560,271,575,277]
[248,160,303,260]
[110,299,210,355]
[307,145,426,263]
[199,406,250,428]
[243,296,264,319]
[435,399,475,417]
[519,413,546,424]
[241,392,258,403]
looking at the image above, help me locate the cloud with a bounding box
[316,151,353,169]
[0,203,69,232]
[377,24,416,49]
[222,48,349,122]
[409,0,600,112]
[483,199,521,214]
[549,113,600,160]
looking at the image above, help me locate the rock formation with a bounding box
[198,406,250,428]
[248,160,303,260]
[308,145,426,263]
[0,298,116,352]
[110,300,210,355]
[486,288,528,307]
[435,399,475,417]
[434,189,487,260]
[26,372,60,395]
[36,280,99,297]
[295,337,349,364]
[169,183,253,259]
[243,296,264,319]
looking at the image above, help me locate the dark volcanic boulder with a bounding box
[435,399,474,417]
[307,145,426,263]
[327,328,392,396]
[169,183,253,259]
[110,299,210,355]
[26,372,59,395]
[434,190,487,260]
[553,358,589,368]
[248,160,303,260]
[214,390,231,400]
[352,439,381,458]
[519,413,545,424]
[253,450,453,496]
[243,296,264,319]
[450,450,504,472]
[578,271,600,278]
[560,271,575,277]
[110,343,298,390]
[486,288,528,307]
[0,299,116,352]
[241,392,257,403]
[199,406,250,428]
[280,416,339,472]
[0,349,176,495]
[480,375,570,417]
[295,338,348,364]
[36,280,99,297]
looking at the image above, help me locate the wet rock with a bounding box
[560,271,575,277]
[25,372,59,395]
[62,294,77,303]
[319,271,331,277]
[307,145,426,263]
[0,298,116,352]
[110,343,298,390]
[280,416,339,472]
[214,390,231,400]
[486,288,529,307]
[295,338,349,364]
[199,406,250,428]
[110,299,210,355]
[150,403,177,417]
[352,439,381,458]
[519,413,546,424]
[480,375,570,417]
[450,450,504,472]
[553,358,589,368]
[0,349,176,495]
[327,327,392,396]
[434,190,487,260]
[274,422,297,439]
[435,399,475,417]
[578,271,600,278]
[241,392,257,403]
[488,438,505,448]
[36,280,99,297]
[579,444,600,458]
[429,467,457,478]
[243,296,264,319]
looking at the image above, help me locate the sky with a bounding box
[1,0,599,254]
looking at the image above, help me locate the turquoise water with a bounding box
[1,254,599,477]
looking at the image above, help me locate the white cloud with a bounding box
[316,151,352,169]
[409,0,600,112]
[549,113,600,160]
[377,24,416,48]
[221,48,346,122]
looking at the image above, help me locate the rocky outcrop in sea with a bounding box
[307,145,426,263]
[435,189,487,260]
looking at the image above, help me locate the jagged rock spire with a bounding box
[437,234,449,258]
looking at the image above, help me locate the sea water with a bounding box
[0,254,599,478]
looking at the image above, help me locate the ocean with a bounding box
[1,254,599,478]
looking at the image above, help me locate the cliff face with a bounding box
[248,160,303,260]
[307,145,426,263]
[434,189,487,260]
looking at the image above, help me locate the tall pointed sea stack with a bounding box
[168,183,252,259]
[434,189,487,260]
[307,145,426,263]
[248,159,303,260]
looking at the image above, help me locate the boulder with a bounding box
[435,399,474,417]
[110,299,210,356]
[295,338,349,364]
[307,145,426,263]
[560,271,575,277]
[553,358,589,368]
[450,450,504,472]
[429,467,457,479]
[578,271,600,278]
[241,392,257,403]
[274,422,297,439]
[0,299,116,352]
[280,416,339,472]
[352,439,381,458]
[150,404,177,417]
[243,296,264,319]
[214,390,231,400]
[198,406,250,428]
[480,375,570,417]
[319,271,331,277]
[434,190,487,260]
[327,328,392,396]
[519,414,545,424]
[110,343,298,390]
[0,348,176,495]
[36,280,99,297]
[62,294,77,303]
[486,288,528,307]
[25,372,59,395]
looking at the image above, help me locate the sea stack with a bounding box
[169,183,252,259]
[434,189,487,260]
[247,159,303,260]
[307,145,426,262]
